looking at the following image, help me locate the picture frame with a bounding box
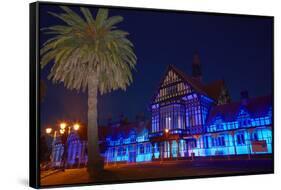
[30,1,274,188]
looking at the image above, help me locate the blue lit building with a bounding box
[49,53,272,165]
[51,131,88,168]
[102,53,272,163]
[101,120,153,163]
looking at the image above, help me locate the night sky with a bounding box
[39,4,273,129]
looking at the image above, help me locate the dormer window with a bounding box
[237,108,251,128]
[216,124,223,130]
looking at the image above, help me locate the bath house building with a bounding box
[102,53,272,163]
[50,53,273,166]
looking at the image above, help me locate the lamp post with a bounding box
[59,122,68,172]
[43,128,53,169]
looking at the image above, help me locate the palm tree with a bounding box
[40,6,137,177]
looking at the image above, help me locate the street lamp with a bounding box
[59,129,65,134]
[59,122,68,171]
[73,123,80,131]
[46,128,52,134]
[60,122,67,130]
[44,127,56,170]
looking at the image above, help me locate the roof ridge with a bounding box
[169,65,207,95]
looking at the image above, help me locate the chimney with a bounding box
[240,90,249,105]
[192,51,202,82]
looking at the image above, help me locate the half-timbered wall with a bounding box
[154,70,191,103]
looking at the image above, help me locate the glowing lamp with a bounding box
[165,128,169,133]
[46,128,52,134]
[60,129,65,134]
[73,123,80,131]
[60,122,67,129]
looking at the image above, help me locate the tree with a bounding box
[40,6,137,177]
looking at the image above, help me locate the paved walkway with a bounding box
[40,169,61,178]
[41,168,91,186]
[40,159,273,187]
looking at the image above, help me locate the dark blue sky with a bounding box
[39,4,273,128]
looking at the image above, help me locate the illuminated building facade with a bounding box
[102,120,152,163]
[102,53,272,163]
[49,53,272,165]
[51,131,88,168]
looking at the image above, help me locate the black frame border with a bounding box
[29,1,274,189]
[30,2,40,189]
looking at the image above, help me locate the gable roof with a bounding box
[206,95,272,125]
[170,65,207,95]
[152,65,225,103]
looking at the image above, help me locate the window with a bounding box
[217,136,225,146]
[237,134,245,145]
[160,104,185,130]
[204,136,209,148]
[265,117,271,125]
[152,112,159,132]
[211,138,216,146]
[160,105,173,130]
[211,136,225,147]
[200,97,212,125]
[217,124,223,130]
[130,135,136,143]
[139,144,144,154]
[190,140,196,148]
[174,104,185,129]
[186,97,201,129]
[118,147,125,156]
[146,144,150,153]
[237,108,250,128]
[252,132,258,141]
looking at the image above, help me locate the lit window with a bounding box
[217,124,223,130]
[236,134,245,145]
[211,138,216,146]
[117,147,124,156]
[139,144,144,154]
[218,136,225,146]
[252,133,258,141]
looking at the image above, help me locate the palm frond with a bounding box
[95,8,108,28]
[41,6,137,93]
[104,16,123,29]
[80,7,95,24]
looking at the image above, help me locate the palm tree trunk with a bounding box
[87,74,103,178]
